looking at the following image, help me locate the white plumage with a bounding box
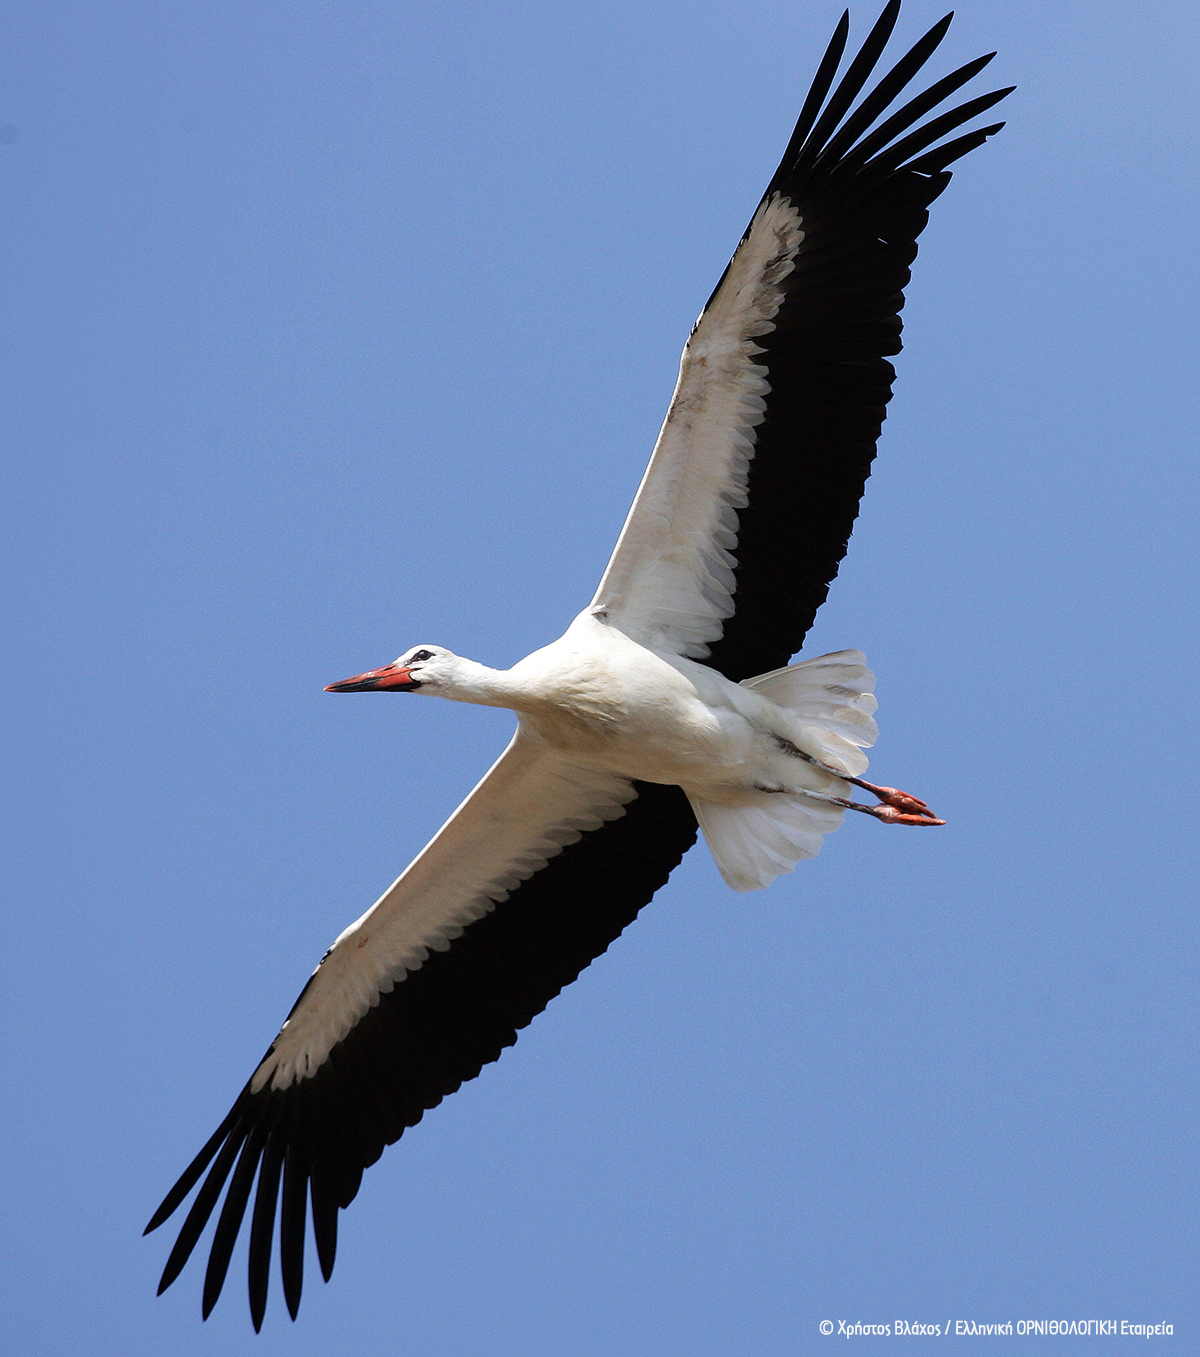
[593,194,806,657]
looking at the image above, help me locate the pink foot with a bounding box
[870,803,947,826]
[855,781,945,826]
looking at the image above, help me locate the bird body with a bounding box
[147,3,1010,1327]
[395,614,857,788]
[333,610,875,872]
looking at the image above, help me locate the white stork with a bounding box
[147,1,1010,1327]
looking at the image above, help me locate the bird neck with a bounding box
[438,658,525,710]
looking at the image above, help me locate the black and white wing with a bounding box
[593,0,1010,680]
[148,3,1009,1327]
[147,736,695,1328]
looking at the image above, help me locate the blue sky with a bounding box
[3,1,1198,1352]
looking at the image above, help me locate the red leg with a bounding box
[779,742,946,826]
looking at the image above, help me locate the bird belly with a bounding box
[517,693,731,784]
[512,614,849,797]
[522,688,842,801]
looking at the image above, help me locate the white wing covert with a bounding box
[591,194,806,659]
[253,736,636,1093]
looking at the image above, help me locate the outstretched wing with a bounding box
[592,0,1011,679]
[146,737,697,1328]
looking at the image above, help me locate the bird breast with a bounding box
[508,614,754,785]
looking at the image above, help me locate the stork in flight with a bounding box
[147,2,1010,1327]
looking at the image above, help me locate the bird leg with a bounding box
[774,738,945,825]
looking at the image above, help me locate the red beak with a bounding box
[324,663,419,693]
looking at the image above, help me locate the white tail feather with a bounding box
[693,650,879,891]
[691,791,845,892]
[743,649,877,776]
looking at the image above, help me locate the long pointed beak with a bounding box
[324,663,419,693]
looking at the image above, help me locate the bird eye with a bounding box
[411,649,433,663]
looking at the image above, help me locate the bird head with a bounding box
[324,645,454,694]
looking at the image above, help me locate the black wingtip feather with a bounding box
[796,0,903,163]
[145,1099,245,1234]
[812,10,955,170]
[903,119,1007,175]
[248,1132,285,1332]
[201,1129,266,1319]
[830,51,997,179]
[867,85,1013,176]
[280,1144,309,1320]
[307,1071,343,1282]
[312,1184,339,1284]
[780,10,852,167]
[155,1126,246,1295]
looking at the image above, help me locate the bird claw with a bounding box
[852,780,945,825]
[869,785,935,817]
[870,804,947,826]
